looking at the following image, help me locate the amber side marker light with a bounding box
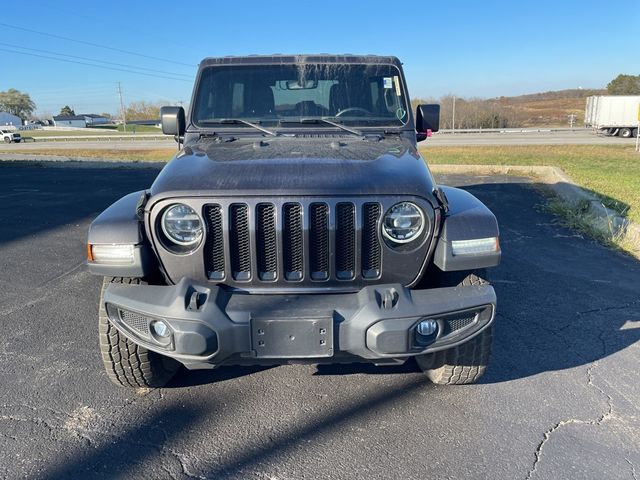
[88,244,135,264]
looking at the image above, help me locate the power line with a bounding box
[0,42,193,78]
[0,21,196,68]
[0,48,193,82]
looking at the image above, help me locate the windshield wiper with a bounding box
[279,117,363,137]
[199,118,277,137]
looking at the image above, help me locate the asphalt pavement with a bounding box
[0,162,638,479]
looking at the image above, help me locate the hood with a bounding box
[149,135,436,202]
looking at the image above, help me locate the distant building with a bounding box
[52,114,110,128]
[53,115,87,128]
[82,114,109,126]
[0,112,22,127]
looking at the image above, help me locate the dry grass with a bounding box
[5,148,176,162]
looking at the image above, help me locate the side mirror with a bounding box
[160,106,185,136]
[416,104,440,142]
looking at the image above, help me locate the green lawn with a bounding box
[420,145,640,224]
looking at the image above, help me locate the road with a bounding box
[0,162,638,479]
[428,129,638,146]
[0,130,636,152]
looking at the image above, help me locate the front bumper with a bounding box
[103,279,496,369]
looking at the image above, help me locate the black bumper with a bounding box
[103,279,496,369]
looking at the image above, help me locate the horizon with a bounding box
[2,0,637,116]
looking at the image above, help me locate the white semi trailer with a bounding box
[585,95,640,138]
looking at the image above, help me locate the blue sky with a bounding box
[2,0,638,116]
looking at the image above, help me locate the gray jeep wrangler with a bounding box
[87,55,500,388]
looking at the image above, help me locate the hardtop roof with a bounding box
[199,54,402,68]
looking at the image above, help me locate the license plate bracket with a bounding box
[251,317,333,358]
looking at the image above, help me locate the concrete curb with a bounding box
[431,164,640,251]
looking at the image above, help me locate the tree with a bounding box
[59,105,75,116]
[0,89,36,119]
[125,101,162,121]
[607,74,640,95]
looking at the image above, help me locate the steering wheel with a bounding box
[336,107,371,117]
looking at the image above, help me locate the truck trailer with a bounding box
[585,95,640,138]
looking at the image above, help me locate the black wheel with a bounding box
[416,269,493,385]
[619,127,633,138]
[99,277,180,388]
[3,137,10,143]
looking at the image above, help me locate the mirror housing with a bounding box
[416,104,440,142]
[160,106,185,136]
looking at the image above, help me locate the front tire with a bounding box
[416,269,494,385]
[98,277,180,388]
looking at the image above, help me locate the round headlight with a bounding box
[161,203,203,246]
[382,202,425,243]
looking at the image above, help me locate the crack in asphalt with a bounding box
[627,458,638,480]
[525,358,615,480]
[577,299,640,317]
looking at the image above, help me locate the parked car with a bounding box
[1,129,21,143]
[87,54,501,388]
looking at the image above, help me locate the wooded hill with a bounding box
[412,88,606,129]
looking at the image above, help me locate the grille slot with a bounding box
[229,204,251,281]
[446,315,477,334]
[309,203,329,280]
[203,205,225,280]
[256,204,277,281]
[119,309,150,336]
[283,203,303,281]
[362,203,381,279]
[335,203,355,279]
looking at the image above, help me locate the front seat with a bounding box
[245,85,275,117]
[329,83,349,116]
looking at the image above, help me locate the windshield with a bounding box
[193,63,410,129]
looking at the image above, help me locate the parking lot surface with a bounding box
[0,162,638,479]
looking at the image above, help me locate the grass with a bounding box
[421,144,640,224]
[1,148,176,162]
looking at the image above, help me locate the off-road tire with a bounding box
[416,269,493,385]
[99,277,180,388]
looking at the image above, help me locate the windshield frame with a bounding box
[188,60,415,134]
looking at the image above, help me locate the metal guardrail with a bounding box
[435,127,587,135]
[20,134,169,142]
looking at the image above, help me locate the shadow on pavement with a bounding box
[0,162,161,246]
[40,404,203,480]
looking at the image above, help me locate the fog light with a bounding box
[151,320,170,338]
[416,319,438,337]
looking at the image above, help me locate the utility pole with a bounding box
[452,96,456,134]
[117,82,126,132]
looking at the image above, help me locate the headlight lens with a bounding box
[382,202,425,243]
[161,203,203,246]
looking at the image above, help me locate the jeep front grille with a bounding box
[203,200,384,285]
